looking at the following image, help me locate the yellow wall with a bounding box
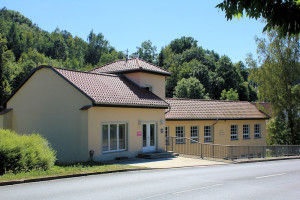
[7,68,92,162]
[88,107,166,161]
[125,72,166,99]
[166,119,267,146]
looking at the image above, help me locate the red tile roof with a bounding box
[52,67,169,108]
[165,98,269,120]
[89,58,171,76]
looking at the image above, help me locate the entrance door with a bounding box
[142,123,156,152]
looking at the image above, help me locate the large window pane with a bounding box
[110,124,117,150]
[143,124,147,147]
[119,124,126,150]
[102,125,108,152]
[150,124,155,146]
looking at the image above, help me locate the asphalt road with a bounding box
[1,159,300,200]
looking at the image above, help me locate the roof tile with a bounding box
[54,67,168,108]
[89,58,171,76]
[166,98,268,120]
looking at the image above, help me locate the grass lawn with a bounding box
[0,162,141,182]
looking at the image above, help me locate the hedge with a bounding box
[0,129,56,174]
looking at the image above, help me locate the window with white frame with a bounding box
[190,126,199,142]
[175,126,185,144]
[102,123,127,152]
[165,126,169,145]
[231,125,238,140]
[204,126,212,142]
[243,124,250,139]
[254,124,261,138]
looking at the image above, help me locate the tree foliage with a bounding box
[216,0,300,36]
[174,77,209,99]
[159,36,255,100]
[132,40,157,63]
[248,29,300,144]
[220,88,239,100]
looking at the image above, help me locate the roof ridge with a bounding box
[136,58,169,73]
[53,66,118,77]
[89,59,124,72]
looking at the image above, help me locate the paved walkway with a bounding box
[114,156,227,168]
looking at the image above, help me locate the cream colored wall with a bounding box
[7,68,91,162]
[166,119,267,146]
[125,72,166,99]
[88,107,165,161]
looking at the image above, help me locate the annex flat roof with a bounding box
[89,58,171,76]
[165,98,269,120]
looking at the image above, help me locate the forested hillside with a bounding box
[0,7,257,107]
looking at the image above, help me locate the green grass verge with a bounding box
[0,162,141,182]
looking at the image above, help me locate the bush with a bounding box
[0,129,56,174]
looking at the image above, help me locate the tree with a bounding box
[169,37,198,54]
[248,29,300,144]
[132,40,157,63]
[216,0,300,36]
[220,88,239,100]
[174,77,209,99]
[6,23,22,60]
[85,30,109,65]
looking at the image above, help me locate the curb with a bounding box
[0,168,151,187]
[232,156,300,164]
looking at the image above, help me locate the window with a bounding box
[190,126,199,142]
[231,125,238,140]
[204,126,212,142]
[254,124,261,138]
[175,126,185,144]
[165,126,169,145]
[144,85,153,92]
[243,125,250,139]
[102,123,127,152]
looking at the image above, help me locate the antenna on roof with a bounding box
[125,49,129,62]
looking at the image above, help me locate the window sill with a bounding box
[243,137,251,140]
[103,149,127,154]
[176,142,186,144]
[204,140,213,143]
[231,139,239,141]
[254,137,262,139]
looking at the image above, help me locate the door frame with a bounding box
[141,122,157,152]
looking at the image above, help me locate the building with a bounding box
[165,98,269,145]
[0,58,270,162]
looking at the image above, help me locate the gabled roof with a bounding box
[3,66,169,109]
[165,98,269,120]
[89,58,171,76]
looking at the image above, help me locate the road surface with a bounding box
[1,159,299,200]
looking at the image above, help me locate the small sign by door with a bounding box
[137,131,142,136]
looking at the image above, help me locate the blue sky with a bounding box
[2,0,266,63]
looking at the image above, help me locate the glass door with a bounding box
[142,123,156,152]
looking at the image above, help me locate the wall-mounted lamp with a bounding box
[160,120,165,125]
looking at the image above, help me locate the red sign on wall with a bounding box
[137,131,142,136]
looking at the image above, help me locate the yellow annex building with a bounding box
[0,58,269,162]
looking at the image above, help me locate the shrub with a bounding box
[0,129,56,174]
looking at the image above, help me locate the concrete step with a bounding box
[137,151,179,159]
